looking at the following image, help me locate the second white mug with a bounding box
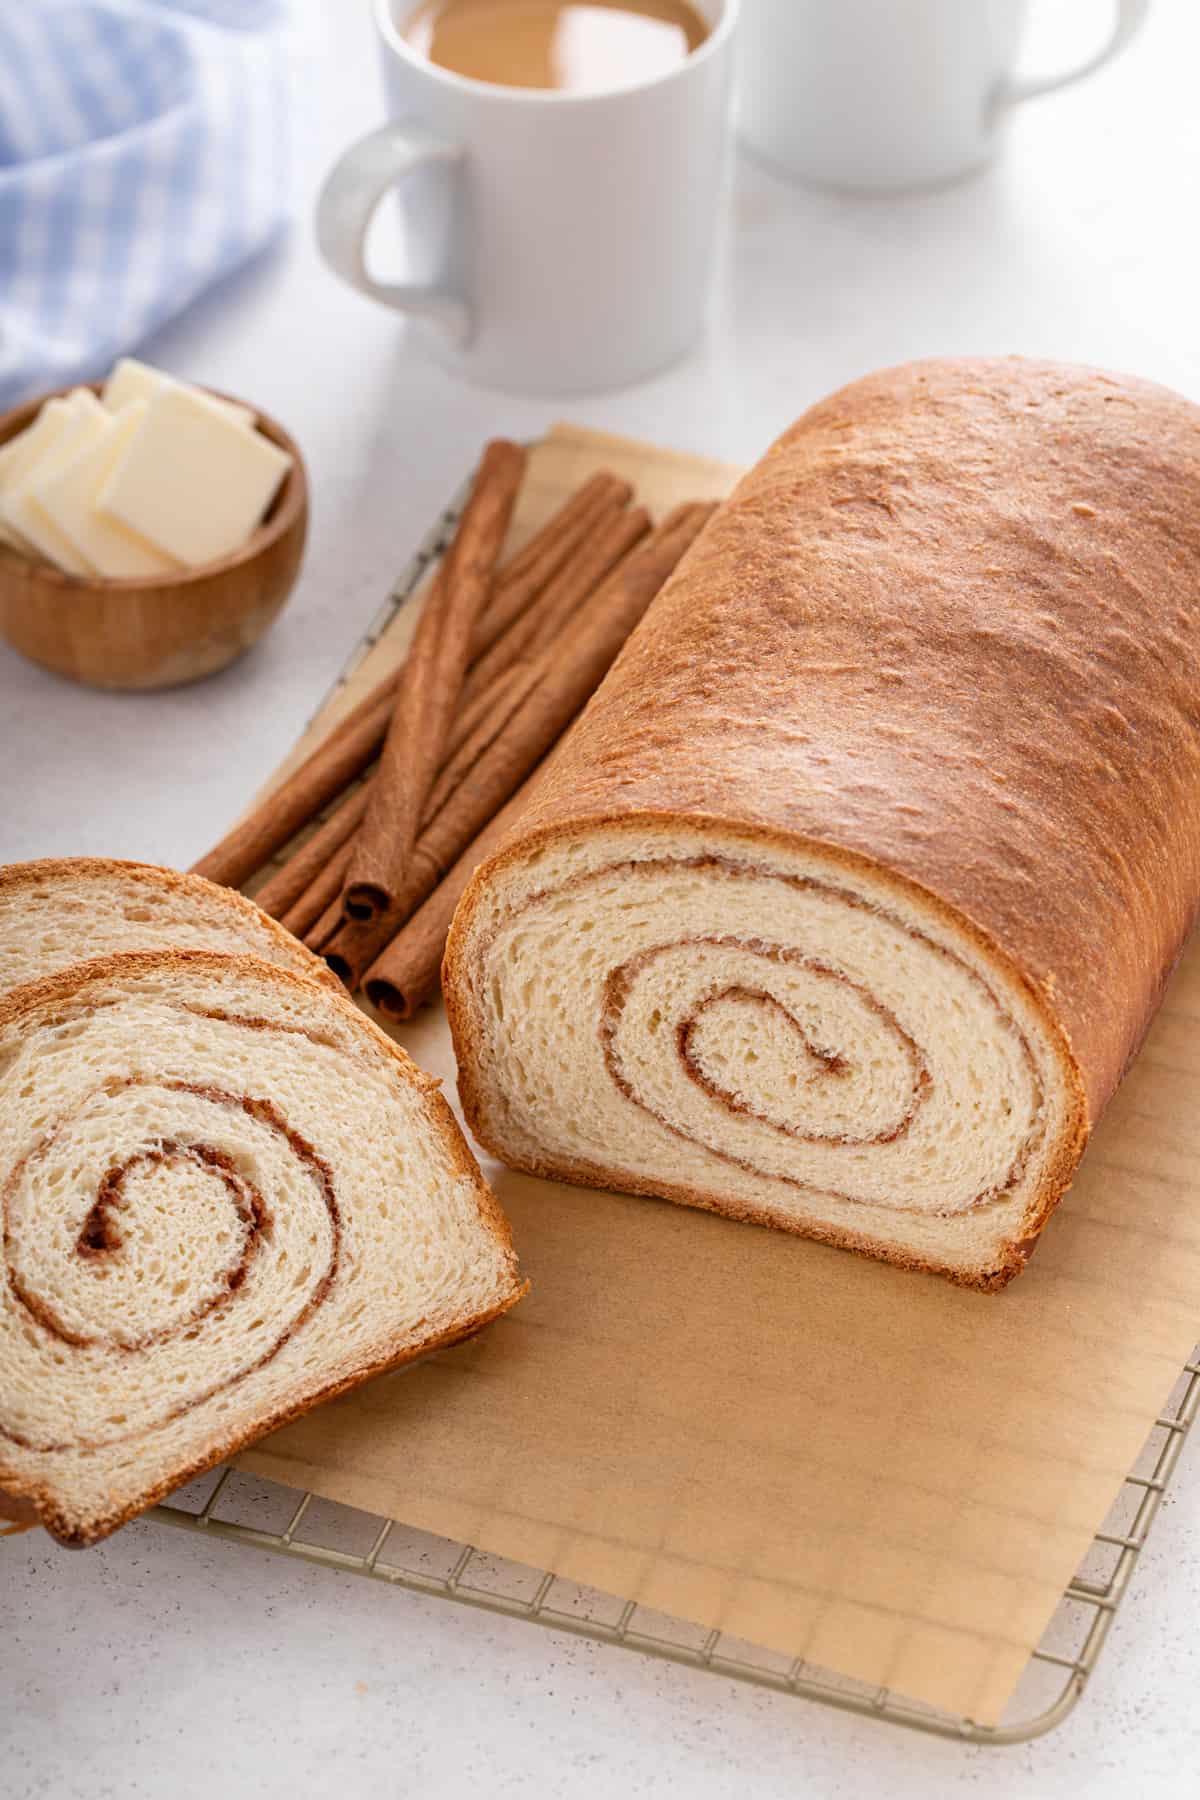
[317,0,738,395]
[738,0,1151,193]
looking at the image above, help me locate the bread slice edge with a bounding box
[0,856,343,992]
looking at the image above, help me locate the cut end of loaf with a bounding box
[445,818,1089,1290]
[0,950,523,1545]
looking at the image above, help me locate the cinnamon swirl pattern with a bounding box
[446,826,1080,1288]
[0,952,522,1544]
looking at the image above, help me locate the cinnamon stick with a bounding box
[269,660,532,935]
[191,469,627,894]
[363,778,541,1021]
[429,506,649,817]
[471,472,631,659]
[272,508,643,937]
[343,439,526,922]
[313,502,717,988]
[283,838,356,939]
[189,688,396,892]
[462,502,649,706]
[253,785,371,922]
[422,657,548,826]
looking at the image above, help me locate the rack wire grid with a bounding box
[146,476,1200,1744]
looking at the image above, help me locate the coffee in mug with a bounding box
[402,0,710,92]
[316,0,735,392]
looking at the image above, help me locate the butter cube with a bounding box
[0,423,38,492]
[0,436,39,549]
[0,392,94,492]
[103,358,255,431]
[1,391,109,573]
[33,403,180,580]
[98,385,292,568]
[0,397,83,551]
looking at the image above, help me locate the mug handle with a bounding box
[315,124,470,343]
[994,0,1150,112]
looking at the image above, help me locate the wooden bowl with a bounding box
[0,385,308,691]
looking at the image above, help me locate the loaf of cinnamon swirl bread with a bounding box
[0,952,523,1543]
[444,358,1200,1289]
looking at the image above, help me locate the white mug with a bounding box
[317,0,737,394]
[738,0,1151,192]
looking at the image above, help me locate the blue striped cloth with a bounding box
[0,0,293,409]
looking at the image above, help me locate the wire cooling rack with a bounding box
[148,1349,1199,1746]
[146,474,1200,1745]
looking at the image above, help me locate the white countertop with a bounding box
[6,3,1200,1794]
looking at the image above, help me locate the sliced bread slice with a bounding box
[0,950,524,1545]
[0,858,338,996]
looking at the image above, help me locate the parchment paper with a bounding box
[239,425,1200,1726]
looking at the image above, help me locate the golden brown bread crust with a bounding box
[0,857,343,993]
[0,949,525,1546]
[445,357,1200,1278]
[461,358,1200,1123]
